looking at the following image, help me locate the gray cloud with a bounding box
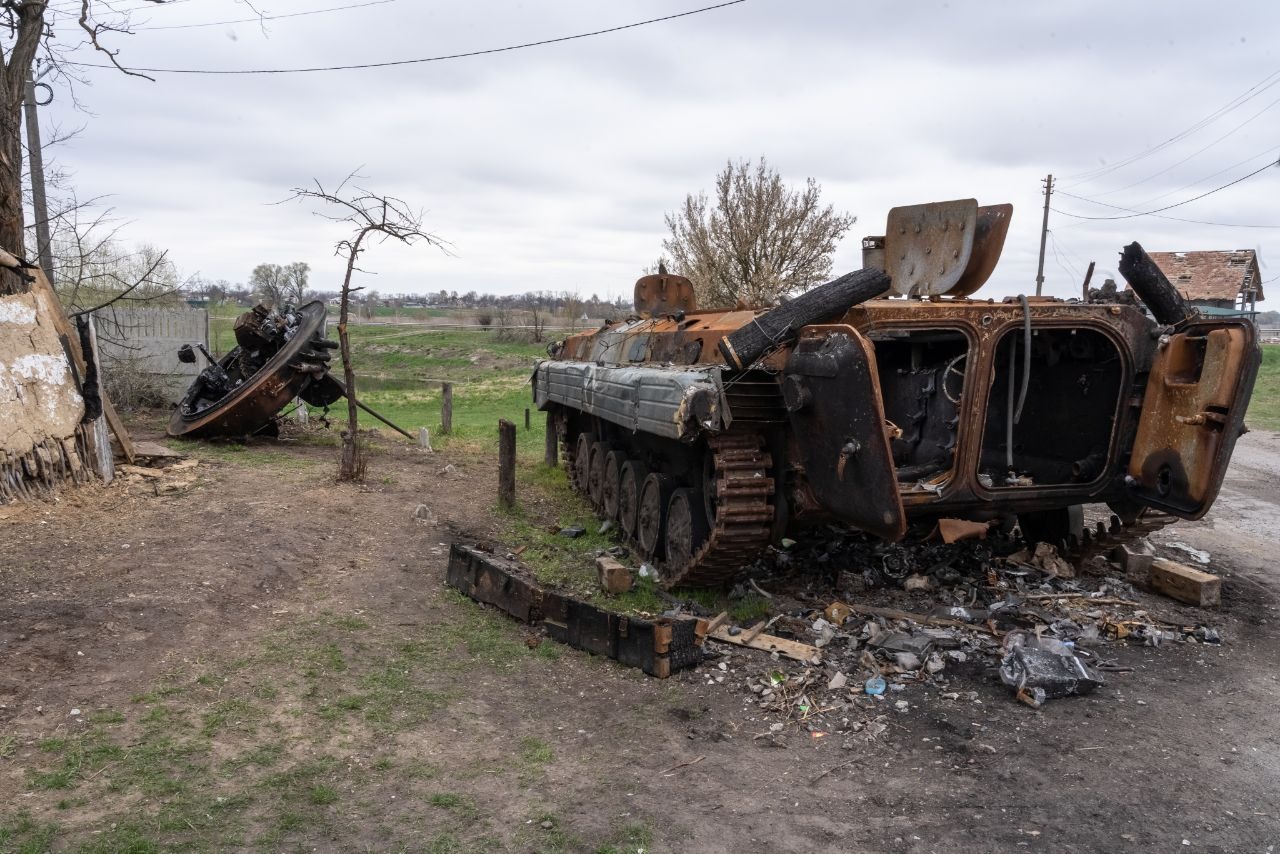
[30,0,1280,301]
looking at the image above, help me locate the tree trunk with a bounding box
[0,1,49,289]
[337,236,367,480]
[718,267,890,369]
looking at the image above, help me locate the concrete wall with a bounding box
[93,307,208,404]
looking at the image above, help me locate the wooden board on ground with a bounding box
[1150,558,1221,607]
[709,625,821,664]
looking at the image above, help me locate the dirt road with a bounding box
[0,425,1276,852]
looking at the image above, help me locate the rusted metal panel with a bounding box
[1127,320,1261,518]
[783,325,906,540]
[883,199,978,296]
[946,204,1013,297]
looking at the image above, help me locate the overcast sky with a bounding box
[31,0,1280,302]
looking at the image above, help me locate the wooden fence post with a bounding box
[441,382,453,434]
[544,408,558,467]
[524,408,531,430]
[498,419,516,509]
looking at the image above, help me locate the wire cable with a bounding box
[1088,93,1280,199]
[1052,159,1279,222]
[1063,67,1280,184]
[63,0,748,75]
[135,0,396,30]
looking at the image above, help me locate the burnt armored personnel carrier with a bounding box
[532,199,1260,588]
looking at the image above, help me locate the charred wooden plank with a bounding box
[445,544,702,677]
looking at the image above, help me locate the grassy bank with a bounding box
[1247,343,1279,431]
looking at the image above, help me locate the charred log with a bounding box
[1118,242,1191,326]
[718,267,890,369]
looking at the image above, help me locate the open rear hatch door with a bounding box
[1127,318,1261,519]
[783,326,906,540]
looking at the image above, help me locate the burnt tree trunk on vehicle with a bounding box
[1119,242,1191,326]
[718,267,891,369]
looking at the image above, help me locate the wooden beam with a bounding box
[1150,558,1221,607]
[709,625,821,664]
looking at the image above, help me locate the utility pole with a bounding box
[1034,173,1054,297]
[22,66,54,284]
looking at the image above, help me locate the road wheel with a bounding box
[637,472,674,559]
[664,488,709,577]
[602,450,626,521]
[619,460,650,539]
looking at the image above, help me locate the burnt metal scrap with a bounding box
[168,300,342,439]
[533,198,1262,589]
[168,300,413,442]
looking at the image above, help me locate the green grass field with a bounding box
[1248,343,1279,432]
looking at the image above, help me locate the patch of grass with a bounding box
[428,792,479,820]
[224,742,284,771]
[200,698,261,738]
[0,810,58,853]
[1246,343,1280,431]
[308,784,339,805]
[519,736,553,766]
[597,820,655,853]
[28,730,125,791]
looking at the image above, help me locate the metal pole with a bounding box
[22,72,53,284]
[1034,174,1053,297]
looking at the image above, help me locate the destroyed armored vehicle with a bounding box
[168,300,343,439]
[532,199,1260,588]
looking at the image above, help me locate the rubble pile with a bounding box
[686,523,1224,724]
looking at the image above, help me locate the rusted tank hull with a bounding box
[535,202,1260,588]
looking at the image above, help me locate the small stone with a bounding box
[769,722,784,733]
[541,820,554,830]
[717,661,728,671]
[903,574,932,592]
[894,700,909,711]
[827,671,848,691]
[69,708,81,716]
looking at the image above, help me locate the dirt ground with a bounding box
[1,420,1278,853]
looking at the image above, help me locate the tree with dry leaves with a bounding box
[290,176,447,481]
[663,158,856,309]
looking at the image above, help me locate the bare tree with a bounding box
[0,1,172,281]
[249,262,288,306]
[663,157,856,309]
[529,302,547,343]
[284,260,310,305]
[290,175,447,481]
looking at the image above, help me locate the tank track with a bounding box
[663,432,775,588]
[1060,508,1176,566]
[560,423,775,589]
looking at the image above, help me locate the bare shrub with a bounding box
[100,355,172,411]
[475,313,493,328]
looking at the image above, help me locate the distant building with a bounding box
[1149,249,1264,317]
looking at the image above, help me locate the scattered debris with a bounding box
[999,632,1103,708]
[709,625,821,664]
[559,526,586,539]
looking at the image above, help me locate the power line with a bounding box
[1129,143,1280,209]
[1052,203,1280,229]
[1052,159,1279,222]
[1089,93,1280,199]
[1063,67,1280,185]
[63,0,748,75]
[134,0,397,31]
